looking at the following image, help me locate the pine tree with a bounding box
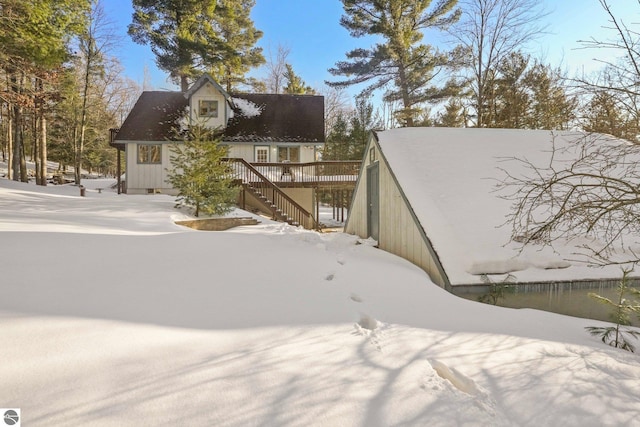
[0,0,87,182]
[524,62,576,130]
[491,51,530,128]
[323,96,380,160]
[207,0,265,92]
[283,64,315,95]
[582,91,638,142]
[129,0,221,91]
[168,126,238,217]
[476,52,575,130]
[328,0,461,127]
[323,113,351,160]
[349,95,379,158]
[435,98,465,127]
[586,269,640,352]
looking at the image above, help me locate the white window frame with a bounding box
[254,146,269,162]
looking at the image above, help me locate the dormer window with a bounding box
[199,100,218,117]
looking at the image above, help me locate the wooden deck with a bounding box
[247,161,361,189]
[226,159,360,229]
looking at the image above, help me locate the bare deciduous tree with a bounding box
[263,43,290,94]
[75,0,119,185]
[573,0,640,139]
[498,132,640,266]
[451,0,548,127]
[317,85,351,136]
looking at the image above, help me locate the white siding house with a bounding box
[113,74,324,195]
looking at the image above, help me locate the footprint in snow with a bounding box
[357,314,378,331]
[325,273,335,281]
[350,293,363,303]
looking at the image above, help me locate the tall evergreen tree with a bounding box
[0,0,87,182]
[208,0,265,92]
[328,0,461,127]
[479,52,575,130]
[524,62,576,130]
[129,0,221,91]
[491,52,530,128]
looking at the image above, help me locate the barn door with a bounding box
[367,163,380,240]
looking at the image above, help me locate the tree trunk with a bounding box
[12,103,22,181]
[9,71,23,181]
[76,41,93,186]
[397,63,414,127]
[6,102,13,180]
[181,75,189,92]
[37,77,47,186]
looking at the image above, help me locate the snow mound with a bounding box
[468,258,572,275]
[430,359,483,396]
[468,259,529,275]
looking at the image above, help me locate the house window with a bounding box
[199,100,218,117]
[255,146,269,162]
[278,146,300,162]
[137,144,161,164]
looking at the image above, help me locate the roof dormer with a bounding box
[184,74,233,129]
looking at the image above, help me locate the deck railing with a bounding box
[224,158,316,229]
[248,161,361,185]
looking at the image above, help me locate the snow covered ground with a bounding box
[1,178,640,426]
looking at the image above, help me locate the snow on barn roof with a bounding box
[375,127,637,285]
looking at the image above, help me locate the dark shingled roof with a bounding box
[225,94,325,143]
[115,92,188,141]
[113,88,325,144]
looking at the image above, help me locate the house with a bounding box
[345,127,639,319]
[111,74,325,195]
[110,74,361,229]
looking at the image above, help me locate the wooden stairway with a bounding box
[225,158,317,229]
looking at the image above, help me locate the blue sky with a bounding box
[105,0,636,98]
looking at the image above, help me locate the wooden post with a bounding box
[116,148,121,194]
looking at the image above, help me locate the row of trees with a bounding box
[324,0,640,142]
[0,0,141,185]
[0,0,281,186]
[3,0,638,188]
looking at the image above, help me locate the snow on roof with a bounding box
[231,97,263,118]
[376,127,635,285]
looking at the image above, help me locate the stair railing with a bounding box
[224,158,317,229]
